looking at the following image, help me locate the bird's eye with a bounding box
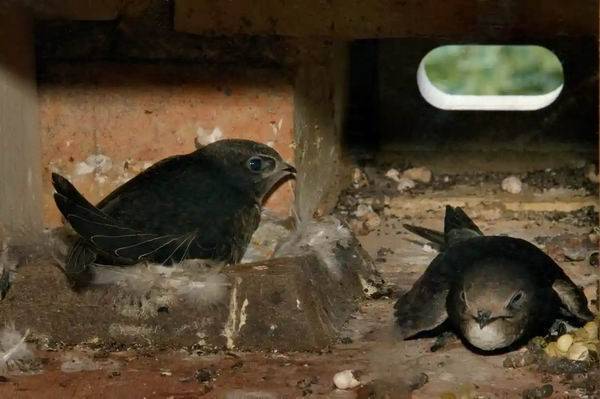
[247,157,263,172]
[508,291,525,308]
[459,291,467,303]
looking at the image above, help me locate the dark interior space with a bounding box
[345,37,598,172]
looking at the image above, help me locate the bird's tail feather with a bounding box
[52,173,200,266]
[402,224,445,247]
[403,206,483,250]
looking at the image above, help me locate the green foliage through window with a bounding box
[423,45,563,95]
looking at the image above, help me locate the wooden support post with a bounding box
[0,7,42,244]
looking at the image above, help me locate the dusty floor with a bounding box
[1,165,598,398]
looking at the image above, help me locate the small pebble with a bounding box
[402,167,432,183]
[544,342,560,357]
[556,334,574,352]
[397,177,416,192]
[352,168,369,189]
[354,204,373,219]
[501,176,523,194]
[583,321,598,340]
[566,342,589,361]
[364,212,382,230]
[332,369,360,390]
[350,219,368,236]
[384,168,402,182]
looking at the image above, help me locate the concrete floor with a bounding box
[1,176,598,398]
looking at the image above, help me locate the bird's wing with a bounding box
[52,173,201,265]
[551,272,595,322]
[503,235,595,323]
[394,254,451,338]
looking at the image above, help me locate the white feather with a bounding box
[0,323,33,374]
[91,259,230,311]
[274,216,352,278]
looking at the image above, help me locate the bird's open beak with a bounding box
[282,162,297,175]
[475,310,492,329]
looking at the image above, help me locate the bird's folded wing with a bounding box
[552,276,595,322]
[52,173,198,264]
[394,254,450,338]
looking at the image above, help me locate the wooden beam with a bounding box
[175,0,597,39]
[33,0,122,20]
[0,7,43,243]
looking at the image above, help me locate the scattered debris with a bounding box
[544,321,599,361]
[195,127,224,148]
[275,216,352,278]
[332,369,361,390]
[505,320,600,377]
[356,376,427,398]
[503,349,537,368]
[74,154,112,176]
[242,212,293,262]
[296,376,319,395]
[501,175,523,194]
[61,352,119,373]
[89,260,230,318]
[194,367,215,383]
[522,384,553,399]
[352,168,369,189]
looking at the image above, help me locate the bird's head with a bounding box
[448,259,537,351]
[199,139,296,202]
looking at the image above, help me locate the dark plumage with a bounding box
[52,139,296,287]
[395,206,594,352]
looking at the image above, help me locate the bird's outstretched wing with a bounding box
[52,173,201,265]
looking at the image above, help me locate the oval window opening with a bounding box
[417,45,564,111]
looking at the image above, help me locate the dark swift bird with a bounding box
[52,139,296,287]
[395,206,594,352]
